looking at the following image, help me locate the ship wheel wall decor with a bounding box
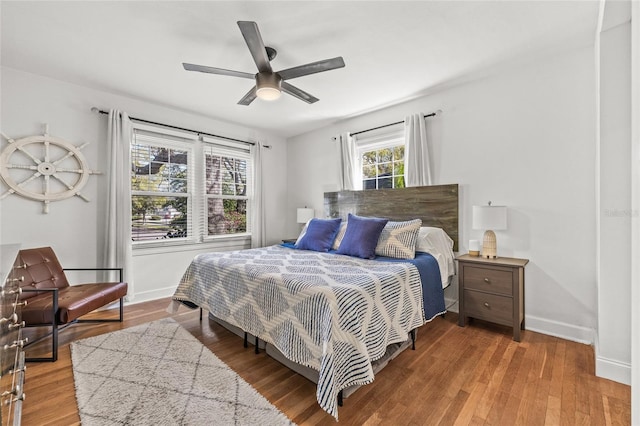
[0,125,101,213]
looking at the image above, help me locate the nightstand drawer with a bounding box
[464,290,513,326]
[462,265,513,296]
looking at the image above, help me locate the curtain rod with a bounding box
[91,108,270,148]
[349,111,440,138]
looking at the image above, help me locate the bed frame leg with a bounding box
[255,336,259,354]
[199,308,203,321]
[410,329,416,350]
[338,390,343,407]
[244,332,248,348]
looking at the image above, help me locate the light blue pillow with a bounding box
[337,214,389,259]
[295,218,342,252]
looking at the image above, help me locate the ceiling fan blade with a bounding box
[238,87,258,106]
[282,82,319,104]
[277,57,345,81]
[237,21,272,74]
[183,63,255,79]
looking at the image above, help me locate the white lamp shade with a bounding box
[472,205,507,230]
[297,207,314,224]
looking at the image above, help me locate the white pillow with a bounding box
[331,222,347,250]
[374,219,422,259]
[294,219,311,245]
[416,227,456,287]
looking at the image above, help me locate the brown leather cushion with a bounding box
[21,281,128,325]
[18,247,70,300]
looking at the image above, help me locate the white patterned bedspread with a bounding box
[171,245,426,419]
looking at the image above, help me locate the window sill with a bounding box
[133,234,251,256]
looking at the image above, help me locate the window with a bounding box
[357,129,405,190]
[130,126,252,245]
[203,140,251,237]
[131,130,192,242]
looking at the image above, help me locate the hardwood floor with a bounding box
[21,298,630,425]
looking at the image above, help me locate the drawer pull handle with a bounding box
[0,313,18,325]
[1,288,22,297]
[484,278,490,283]
[7,321,25,330]
[483,302,490,309]
[1,385,21,398]
[3,338,28,350]
[2,389,25,403]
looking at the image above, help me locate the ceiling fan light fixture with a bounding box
[256,72,282,101]
[256,86,281,101]
[183,21,345,105]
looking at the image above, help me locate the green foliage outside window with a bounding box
[131,144,188,241]
[131,139,251,242]
[362,145,405,190]
[205,154,248,236]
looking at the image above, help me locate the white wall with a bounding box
[0,67,288,303]
[595,1,632,385]
[287,45,598,344]
[630,0,640,420]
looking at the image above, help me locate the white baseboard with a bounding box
[443,302,596,346]
[125,285,177,305]
[524,316,632,386]
[451,305,595,346]
[594,333,632,385]
[524,314,595,345]
[595,355,631,385]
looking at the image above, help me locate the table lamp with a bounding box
[472,202,507,259]
[297,207,314,228]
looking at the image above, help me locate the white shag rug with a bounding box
[71,318,295,425]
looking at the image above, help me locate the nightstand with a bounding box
[457,254,529,341]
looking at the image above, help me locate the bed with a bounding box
[171,184,458,419]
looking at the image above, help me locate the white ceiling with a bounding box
[1,1,599,139]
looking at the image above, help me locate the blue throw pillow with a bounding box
[295,218,342,252]
[337,214,389,259]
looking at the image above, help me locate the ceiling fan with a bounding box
[182,21,345,105]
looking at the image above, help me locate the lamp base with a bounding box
[482,230,498,259]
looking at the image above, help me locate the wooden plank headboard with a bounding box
[323,184,459,251]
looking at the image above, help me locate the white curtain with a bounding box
[404,113,433,186]
[251,142,266,248]
[103,110,134,300]
[337,132,361,190]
